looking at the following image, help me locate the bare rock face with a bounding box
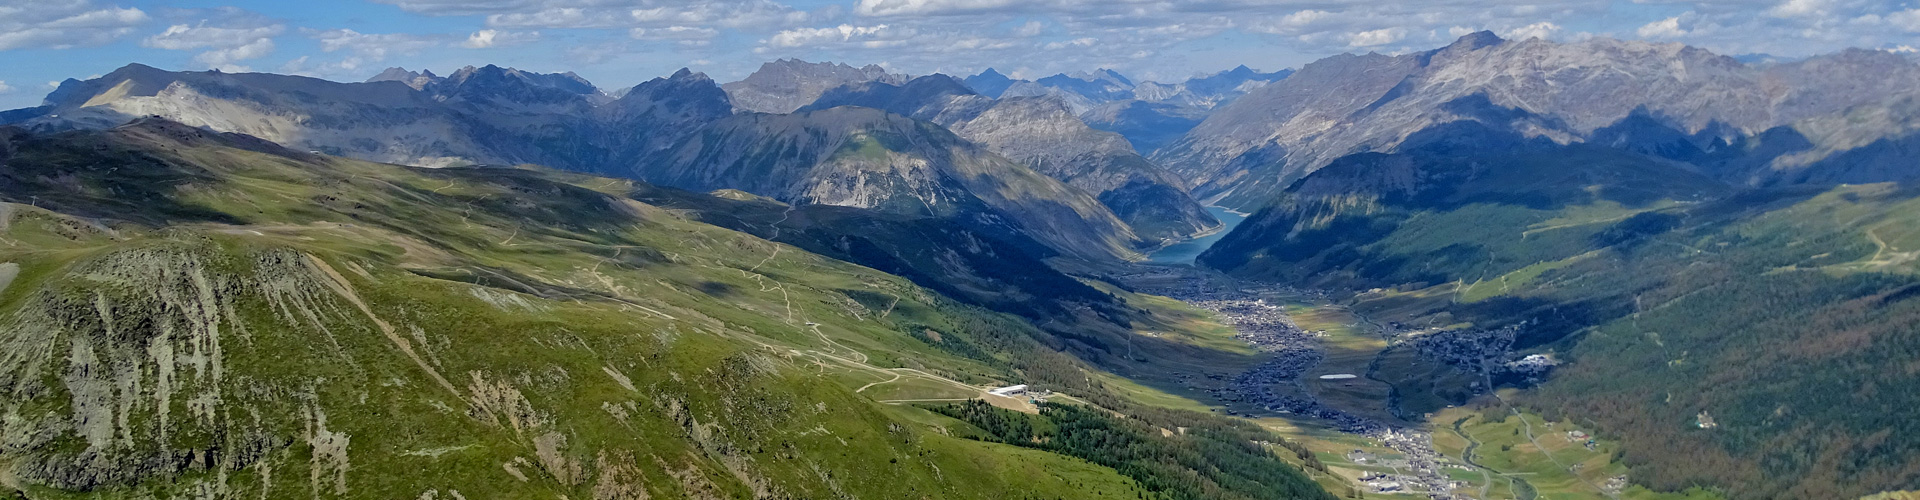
[637,106,1145,261]
[1156,31,1920,209]
[720,59,908,114]
[806,75,1219,243]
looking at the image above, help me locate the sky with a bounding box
[0,0,1917,109]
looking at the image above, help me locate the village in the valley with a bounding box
[1115,266,1616,499]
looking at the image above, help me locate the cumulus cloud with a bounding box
[292,29,445,76]
[631,26,719,46]
[1013,20,1045,37]
[1346,27,1406,47]
[854,0,1025,17]
[371,0,813,32]
[1638,17,1687,38]
[767,24,903,48]
[143,23,284,71]
[1503,21,1561,41]
[0,0,149,51]
[1889,9,1920,32]
[462,29,539,48]
[0,81,12,94]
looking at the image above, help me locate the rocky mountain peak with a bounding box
[609,67,730,120]
[963,68,1016,98]
[366,66,442,90]
[1445,30,1505,52]
[722,58,910,114]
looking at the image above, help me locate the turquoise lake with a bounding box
[1146,206,1249,265]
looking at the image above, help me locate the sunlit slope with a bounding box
[1198,133,1920,498]
[0,120,1173,499]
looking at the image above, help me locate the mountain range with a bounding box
[7,29,1920,500]
[1155,31,1920,209]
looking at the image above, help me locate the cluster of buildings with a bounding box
[1118,267,1472,498]
[1370,428,1474,499]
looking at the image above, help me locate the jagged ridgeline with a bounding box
[0,120,1331,499]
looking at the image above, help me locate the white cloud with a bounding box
[463,29,539,48]
[1043,37,1097,50]
[1013,20,1045,37]
[1346,27,1406,47]
[1503,21,1560,41]
[143,23,284,71]
[1638,17,1687,38]
[0,1,148,51]
[631,25,720,46]
[1247,9,1331,34]
[311,29,441,60]
[370,0,812,32]
[767,24,900,48]
[1765,0,1833,20]
[290,29,445,77]
[1889,9,1920,32]
[855,0,1024,17]
[0,81,12,94]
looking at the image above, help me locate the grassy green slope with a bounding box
[0,121,1329,499]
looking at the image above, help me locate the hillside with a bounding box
[1199,129,1920,498]
[0,119,1332,499]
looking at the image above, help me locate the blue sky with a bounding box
[2,0,1917,109]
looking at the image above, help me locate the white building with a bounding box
[988,384,1027,397]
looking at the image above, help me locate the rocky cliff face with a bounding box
[1157,32,1920,209]
[635,106,1146,261]
[806,75,1219,243]
[720,59,908,114]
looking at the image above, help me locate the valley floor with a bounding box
[1115,265,1730,500]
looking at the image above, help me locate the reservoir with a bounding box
[1148,206,1250,265]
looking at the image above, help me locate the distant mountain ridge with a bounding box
[1155,31,1920,209]
[634,106,1147,261]
[966,66,1290,114]
[953,65,1289,156]
[804,74,1220,243]
[722,58,909,114]
[0,61,1161,262]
